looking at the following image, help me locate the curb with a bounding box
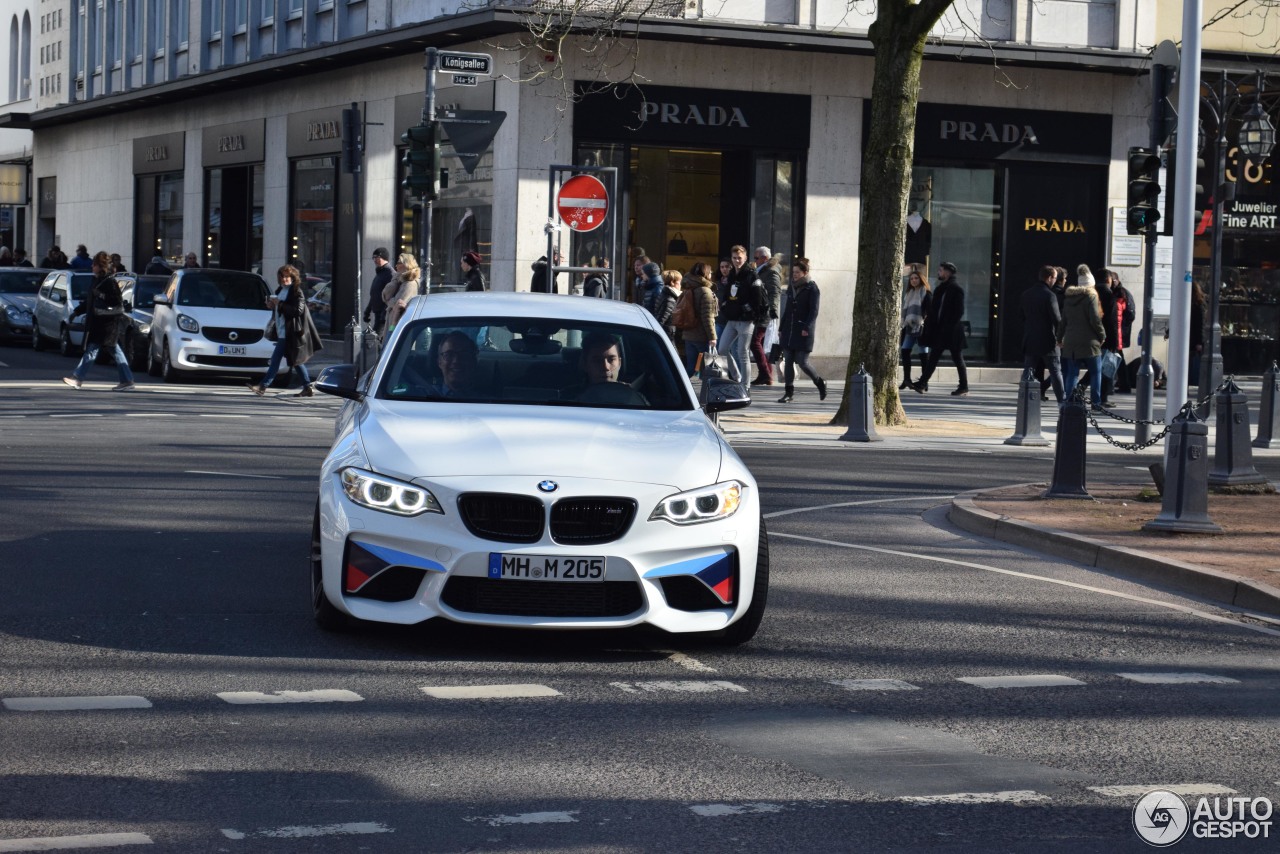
[947,484,1280,619]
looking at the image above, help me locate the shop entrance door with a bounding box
[205,165,264,272]
[629,146,732,274]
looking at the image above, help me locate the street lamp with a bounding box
[1197,71,1276,414]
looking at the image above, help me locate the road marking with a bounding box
[1089,783,1237,798]
[2,695,152,711]
[184,470,283,480]
[124,413,175,417]
[764,495,956,520]
[662,651,717,672]
[49,414,102,418]
[199,414,251,418]
[220,822,391,840]
[1116,672,1241,685]
[769,531,1280,639]
[216,689,363,704]
[898,790,1051,805]
[611,680,746,694]
[419,684,560,699]
[0,832,153,850]
[830,678,920,692]
[464,811,577,826]
[957,675,1086,689]
[690,803,786,816]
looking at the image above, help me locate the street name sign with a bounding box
[438,52,493,76]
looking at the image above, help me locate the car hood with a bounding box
[1,294,36,312]
[356,402,724,489]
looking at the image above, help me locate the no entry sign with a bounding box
[556,174,609,232]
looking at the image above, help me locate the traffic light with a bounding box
[401,122,441,200]
[1126,146,1162,235]
[341,105,362,174]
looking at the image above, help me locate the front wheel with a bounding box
[160,340,186,383]
[31,324,45,351]
[312,503,349,632]
[696,517,769,646]
[146,336,163,377]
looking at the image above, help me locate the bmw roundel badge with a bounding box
[537,480,558,493]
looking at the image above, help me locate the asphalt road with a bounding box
[2,345,1278,853]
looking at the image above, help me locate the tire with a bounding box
[31,324,44,351]
[697,516,769,646]
[146,336,163,377]
[312,503,350,632]
[59,326,78,357]
[160,339,186,383]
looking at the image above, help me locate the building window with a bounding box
[129,0,141,58]
[175,0,188,45]
[209,0,224,37]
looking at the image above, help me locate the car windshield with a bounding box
[0,271,45,294]
[378,317,694,411]
[132,278,168,307]
[177,272,269,308]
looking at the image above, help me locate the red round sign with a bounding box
[556,174,609,233]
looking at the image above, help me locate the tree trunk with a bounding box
[831,0,951,427]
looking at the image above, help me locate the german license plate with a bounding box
[218,344,248,356]
[488,553,605,582]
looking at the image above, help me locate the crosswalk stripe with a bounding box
[830,678,920,692]
[611,680,746,694]
[419,684,560,699]
[220,822,391,839]
[898,790,1051,805]
[2,696,152,711]
[957,675,1086,689]
[0,832,153,850]
[1116,672,1240,685]
[216,690,363,704]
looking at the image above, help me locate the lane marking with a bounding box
[216,690,363,705]
[220,822,391,840]
[465,811,577,826]
[49,414,102,418]
[199,414,251,418]
[898,790,1050,805]
[957,675,1087,689]
[184,470,284,480]
[662,651,717,672]
[690,803,787,817]
[0,832,153,851]
[419,684,560,699]
[769,531,1280,638]
[1089,783,1237,798]
[124,413,175,417]
[2,696,152,711]
[611,680,746,694]
[829,678,920,692]
[764,495,956,520]
[1116,672,1241,685]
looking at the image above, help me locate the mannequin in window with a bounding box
[905,209,932,267]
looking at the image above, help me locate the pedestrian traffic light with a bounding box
[401,121,441,200]
[1126,146,1162,235]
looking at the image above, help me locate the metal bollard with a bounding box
[1144,406,1223,533]
[1208,378,1268,487]
[840,364,883,443]
[1044,386,1090,499]
[1005,367,1050,446]
[1253,361,1280,450]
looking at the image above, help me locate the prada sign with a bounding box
[287,107,345,157]
[897,103,1111,161]
[203,120,265,166]
[574,83,810,149]
[133,132,186,174]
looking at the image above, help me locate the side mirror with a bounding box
[152,293,171,306]
[702,378,751,414]
[315,364,363,401]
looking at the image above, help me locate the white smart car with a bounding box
[312,292,766,644]
[147,268,273,382]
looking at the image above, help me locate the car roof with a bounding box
[406,292,655,328]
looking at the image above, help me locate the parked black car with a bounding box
[0,267,49,345]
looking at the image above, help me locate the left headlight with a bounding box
[177,313,200,333]
[4,305,27,323]
[340,468,443,517]
[650,480,744,525]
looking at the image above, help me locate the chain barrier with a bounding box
[1069,378,1234,453]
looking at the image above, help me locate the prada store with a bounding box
[894,102,1112,363]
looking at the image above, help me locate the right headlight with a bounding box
[177,313,200,333]
[340,468,442,517]
[650,480,744,525]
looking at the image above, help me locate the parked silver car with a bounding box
[0,267,49,345]
[31,271,96,356]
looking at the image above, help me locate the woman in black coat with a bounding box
[63,251,136,391]
[461,251,487,291]
[777,257,826,403]
[250,264,324,397]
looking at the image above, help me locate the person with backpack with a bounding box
[675,261,718,377]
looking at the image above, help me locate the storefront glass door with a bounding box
[288,156,335,285]
[205,164,264,272]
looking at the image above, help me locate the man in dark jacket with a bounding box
[62,251,135,391]
[911,261,969,396]
[750,246,782,386]
[1021,264,1065,403]
[530,250,561,294]
[718,244,766,384]
[68,244,93,271]
[364,247,393,332]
